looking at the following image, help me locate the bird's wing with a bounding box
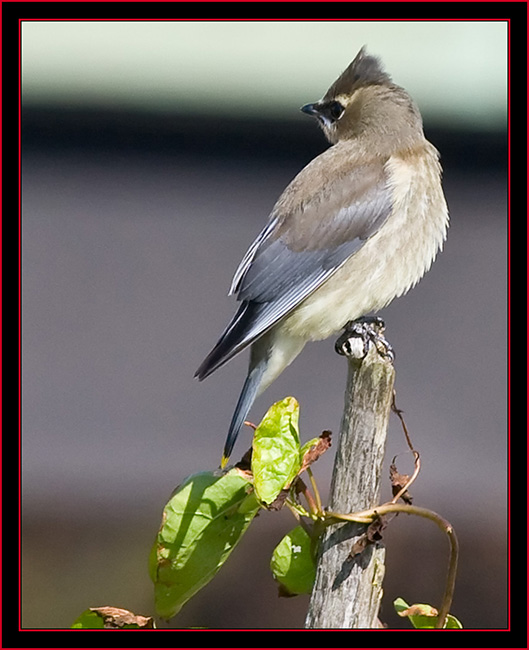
[235,156,391,315]
[196,154,393,380]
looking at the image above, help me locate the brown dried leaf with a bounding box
[89,607,154,629]
[234,447,253,472]
[366,514,387,542]
[390,462,413,504]
[397,604,438,618]
[299,431,332,473]
[349,515,387,557]
[293,477,306,497]
[266,488,290,511]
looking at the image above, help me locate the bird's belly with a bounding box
[280,154,448,341]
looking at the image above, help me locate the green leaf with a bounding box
[71,609,104,629]
[270,525,316,596]
[150,469,260,620]
[252,397,302,505]
[394,597,463,629]
[443,614,464,629]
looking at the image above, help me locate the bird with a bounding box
[195,47,449,468]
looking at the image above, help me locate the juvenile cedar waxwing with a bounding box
[196,47,449,468]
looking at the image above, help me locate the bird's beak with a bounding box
[300,103,320,117]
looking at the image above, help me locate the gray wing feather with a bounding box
[228,216,279,296]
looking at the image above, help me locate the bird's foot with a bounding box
[335,317,395,363]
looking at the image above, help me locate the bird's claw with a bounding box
[335,317,395,363]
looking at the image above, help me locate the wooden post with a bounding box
[305,333,395,629]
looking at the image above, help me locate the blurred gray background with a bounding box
[21,21,508,630]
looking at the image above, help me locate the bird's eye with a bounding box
[328,101,344,121]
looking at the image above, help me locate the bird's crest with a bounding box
[324,46,392,99]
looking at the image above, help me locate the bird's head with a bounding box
[301,47,423,147]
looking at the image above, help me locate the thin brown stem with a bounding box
[295,477,318,516]
[306,467,323,514]
[325,503,458,629]
[391,391,414,452]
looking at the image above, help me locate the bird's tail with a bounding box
[221,359,267,468]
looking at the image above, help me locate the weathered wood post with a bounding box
[305,324,395,629]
